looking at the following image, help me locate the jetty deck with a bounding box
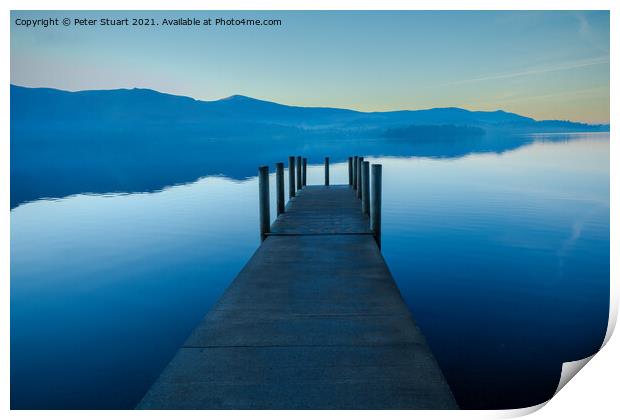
[138,157,457,409]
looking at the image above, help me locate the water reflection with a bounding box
[10,131,599,209]
[10,133,609,409]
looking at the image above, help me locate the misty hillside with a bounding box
[10,85,609,135]
[10,84,609,208]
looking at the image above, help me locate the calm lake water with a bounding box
[10,133,609,409]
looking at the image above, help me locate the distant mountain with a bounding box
[10,85,609,134]
[10,85,609,208]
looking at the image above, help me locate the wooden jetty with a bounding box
[138,156,457,409]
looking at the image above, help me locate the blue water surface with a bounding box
[10,133,609,409]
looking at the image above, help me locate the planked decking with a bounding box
[137,182,457,409]
[271,185,372,234]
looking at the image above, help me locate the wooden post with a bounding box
[371,164,382,248]
[348,157,353,185]
[324,157,330,186]
[357,157,364,199]
[302,158,307,186]
[296,156,302,191]
[353,155,358,190]
[362,161,370,215]
[275,162,285,215]
[258,166,270,241]
[288,156,295,199]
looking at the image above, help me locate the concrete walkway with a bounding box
[137,185,457,409]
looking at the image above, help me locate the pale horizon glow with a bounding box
[10,10,610,123]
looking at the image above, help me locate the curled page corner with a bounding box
[495,303,616,418]
[493,401,548,418]
[554,355,595,396]
[492,357,595,420]
[602,296,617,348]
[551,285,618,395]
[550,299,615,400]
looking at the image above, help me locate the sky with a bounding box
[10,10,610,123]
